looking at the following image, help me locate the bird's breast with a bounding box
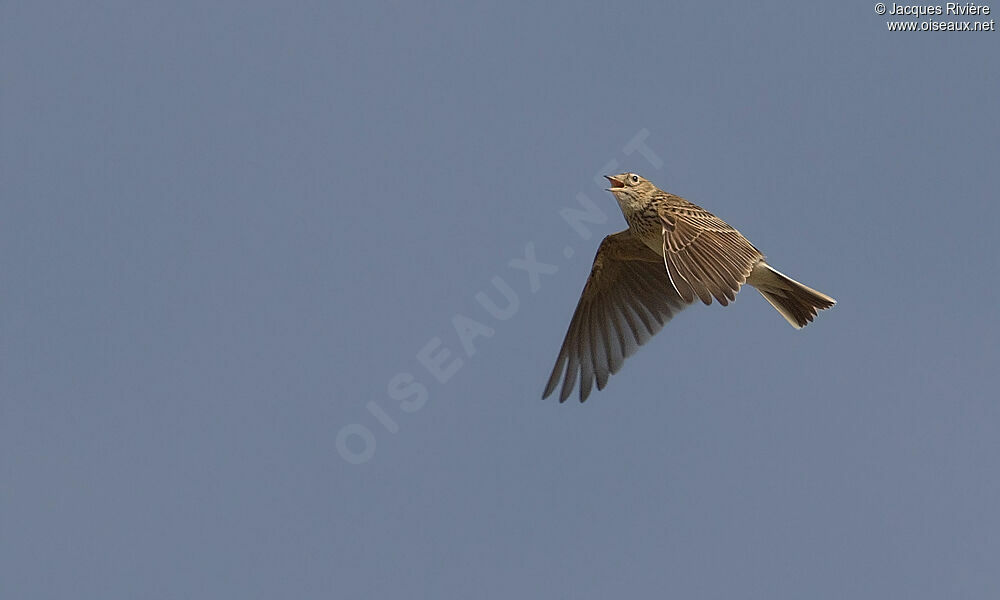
[625,211,665,256]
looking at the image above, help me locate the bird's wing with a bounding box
[543,230,691,403]
[657,199,764,306]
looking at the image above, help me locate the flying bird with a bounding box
[543,173,836,403]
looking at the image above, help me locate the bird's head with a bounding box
[605,173,656,214]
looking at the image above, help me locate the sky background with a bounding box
[3,2,999,598]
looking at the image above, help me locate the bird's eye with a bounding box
[630,174,639,183]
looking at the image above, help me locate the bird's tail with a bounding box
[747,262,836,329]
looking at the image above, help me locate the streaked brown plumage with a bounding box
[543,173,836,403]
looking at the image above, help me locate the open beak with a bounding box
[605,175,624,190]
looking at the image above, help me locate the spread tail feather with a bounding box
[747,262,836,329]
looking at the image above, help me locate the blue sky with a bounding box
[3,2,999,598]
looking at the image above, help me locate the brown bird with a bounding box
[543,173,836,403]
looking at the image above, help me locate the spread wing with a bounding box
[657,198,764,306]
[543,230,691,403]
